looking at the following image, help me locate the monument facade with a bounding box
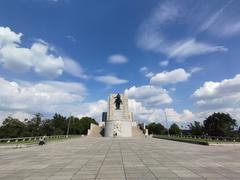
[87,93,145,137]
[104,93,133,137]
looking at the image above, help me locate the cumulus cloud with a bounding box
[192,74,240,109]
[0,26,86,78]
[150,68,190,85]
[128,99,194,124]
[77,100,107,120]
[63,58,88,79]
[0,76,86,115]
[95,75,128,85]
[108,54,128,64]
[0,75,109,123]
[0,27,22,47]
[125,85,172,107]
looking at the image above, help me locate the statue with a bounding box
[114,93,122,110]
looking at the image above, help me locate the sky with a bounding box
[0,0,240,127]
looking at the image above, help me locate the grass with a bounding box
[153,135,240,145]
[0,135,81,145]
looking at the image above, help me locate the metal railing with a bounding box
[153,134,240,142]
[0,135,81,144]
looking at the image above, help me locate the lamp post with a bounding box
[164,110,170,137]
[66,115,71,138]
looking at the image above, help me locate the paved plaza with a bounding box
[0,137,240,180]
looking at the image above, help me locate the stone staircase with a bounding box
[87,123,103,137]
[132,126,145,137]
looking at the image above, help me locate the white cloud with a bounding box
[63,58,88,79]
[77,100,107,120]
[128,99,194,124]
[125,85,172,107]
[137,1,179,52]
[0,76,87,115]
[66,35,76,42]
[167,38,227,60]
[137,1,228,61]
[139,66,154,78]
[0,26,86,78]
[192,74,240,109]
[0,75,107,122]
[140,66,148,73]
[200,0,233,32]
[150,68,190,85]
[190,67,203,74]
[0,27,22,47]
[108,54,128,64]
[159,60,169,67]
[95,75,128,85]
[213,21,240,37]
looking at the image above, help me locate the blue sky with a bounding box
[0,0,240,126]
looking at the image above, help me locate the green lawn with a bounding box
[153,135,239,145]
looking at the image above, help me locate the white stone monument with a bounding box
[104,93,133,137]
[87,93,146,137]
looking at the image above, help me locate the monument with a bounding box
[88,93,146,137]
[104,93,133,137]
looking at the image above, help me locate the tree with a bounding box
[25,113,42,136]
[40,119,55,136]
[0,117,27,138]
[51,113,68,135]
[169,123,181,135]
[78,117,98,135]
[188,121,204,135]
[147,123,166,135]
[203,112,237,136]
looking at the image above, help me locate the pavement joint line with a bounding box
[69,138,107,180]
[93,138,113,180]
[127,139,158,180]
[119,140,127,180]
[1,137,240,180]
[151,139,208,180]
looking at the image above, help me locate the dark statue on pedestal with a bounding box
[114,93,122,110]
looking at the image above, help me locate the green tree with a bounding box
[169,123,181,135]
[25,113,42,136]
[147,123,166,135]
[52,113,68,135]
[203,112,237,136]
[78,117,98,135]
[0,117,27,138]
[188,121,204,135]
[40,119,55,136]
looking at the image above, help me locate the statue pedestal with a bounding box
[105,121,132,137]
[104,94,133,137]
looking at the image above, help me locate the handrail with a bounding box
[0,135,81,143]
[153,134,240,142]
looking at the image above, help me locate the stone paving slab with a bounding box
[0,137,240,180]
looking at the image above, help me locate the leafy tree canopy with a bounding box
[169,123,181,135]
[147,122,166,135]
[188,121,204,135]
[203,112,237,136]
[0,114,98,138]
